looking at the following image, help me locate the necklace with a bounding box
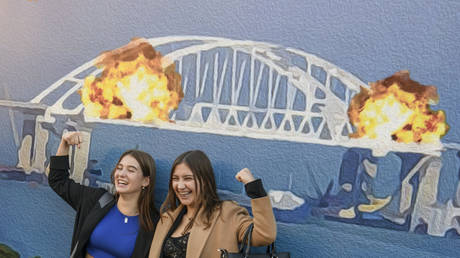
[123,212,139,223]
[118,207,138,224]
[181,214,194,235]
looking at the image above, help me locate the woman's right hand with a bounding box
[62,131,83,148]
[56,131,83,156]
[235,168,256,185]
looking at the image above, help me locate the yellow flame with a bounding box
[79,39,183,122]
[348,71,449,143]
[357,84,414,141]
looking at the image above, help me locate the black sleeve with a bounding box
[48,155,103,210]
[244,179,267,199]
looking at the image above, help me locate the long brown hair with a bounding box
[111,149,159,232]
[160,150,222,231]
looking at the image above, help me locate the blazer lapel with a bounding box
[150,207,182,258]
[186,209,219,258]
[138,213,159,258]
[79,197,116,248]
[133,229,153,258]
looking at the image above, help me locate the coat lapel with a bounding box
[150,207,182,258]
[133,229,153,258]
[138,213,159,258]
[78,197,116,249]
[186,208,220,258]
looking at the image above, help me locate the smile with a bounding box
[177,191,192,198]
[117,179,128,186]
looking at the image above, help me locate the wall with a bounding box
[0,1,459,257]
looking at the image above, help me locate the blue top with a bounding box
[86,205,139,258]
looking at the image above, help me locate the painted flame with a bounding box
[79,38,183,122]
[348,71,449,143]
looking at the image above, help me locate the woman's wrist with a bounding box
[245,179,267,198]
[55,140,70,156]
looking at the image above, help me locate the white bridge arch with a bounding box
[1,36,447,156]
[25,36,443,156]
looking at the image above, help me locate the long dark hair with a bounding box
[111,149,159,232]
[160,150,222,231]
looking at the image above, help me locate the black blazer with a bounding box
[48,155,158,258]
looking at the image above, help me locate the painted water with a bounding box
[1,177,459,257]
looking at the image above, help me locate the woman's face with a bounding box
[172,163,200,208]
[114,155,149,195]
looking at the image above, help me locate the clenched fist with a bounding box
[235,168,255,185]
[62,131,83,148]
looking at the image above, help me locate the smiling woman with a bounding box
[149,150,276,258]
[113,154,150,197]
[172,163,200,210]
[48,131,160,258]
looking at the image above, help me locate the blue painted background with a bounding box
[0,1,459,257]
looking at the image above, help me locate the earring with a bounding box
[142,186,146,190]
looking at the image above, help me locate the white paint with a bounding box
[0,36,452,157]
[268,190,305,210]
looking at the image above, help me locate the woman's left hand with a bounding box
[235,168,256,184]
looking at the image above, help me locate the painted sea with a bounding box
[1,122,460,257]
[1,172,458,257]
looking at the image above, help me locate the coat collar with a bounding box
[150,206,181,258]
[186,206,219,258]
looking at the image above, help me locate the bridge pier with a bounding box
[67,129,91,184]
[17,115,49,174]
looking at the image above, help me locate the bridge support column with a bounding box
[32,117,49,173]
[68,129,92,184]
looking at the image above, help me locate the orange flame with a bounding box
[348,71,449,143]
[79,38,183,122]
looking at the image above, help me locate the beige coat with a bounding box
[148,196,276,258]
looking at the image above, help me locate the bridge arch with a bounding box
[32,36,367,147]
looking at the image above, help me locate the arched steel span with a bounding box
[17,36,447,156]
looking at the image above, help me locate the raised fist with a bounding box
[235,168,255,185]
[62,131,83,148]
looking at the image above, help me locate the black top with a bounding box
[163,232,190,258]
[48,155,159,258]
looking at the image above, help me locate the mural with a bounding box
[1,1,459,257]
[2,35,460,256]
